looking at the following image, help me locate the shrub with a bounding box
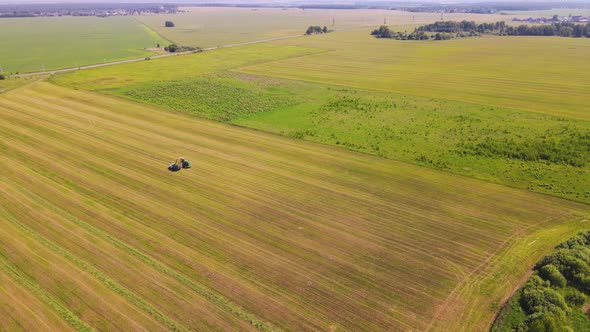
[564,289,587,306]
[0,74,5,80]
[305,26,326,35]
[539,264,567,288]
[520,276,568,316]
[524,312,560,332]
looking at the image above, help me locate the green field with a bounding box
[0,81,588,331]
[0,16,168,74]
[137,7,511,47]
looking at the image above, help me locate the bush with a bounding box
[520,276,568,316]
[524,312,560,332]
[458,130,590,167]
[305,25,328,35]
[165,20,175,27]
[539,264,567,288]
[164,44,197,53]
[0,74,5,80]
[564,289,587,306]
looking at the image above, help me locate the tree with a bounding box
[305,26,324,35]
[560,27,573,37]
[322,26,328,33]
[371,25,392,38]
[165,21,175,28]
[0,74,5,80]
[573,24,584,37]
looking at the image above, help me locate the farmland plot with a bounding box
[236,30,590,121]
[0,81,588,331]
[0,16,167,74]
[138,7,511,48]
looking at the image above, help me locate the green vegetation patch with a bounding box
[0,76,40,94]
[234,85,590,204]
[50,43,324,90]
[458,130,590,167]
[493,231,590,331]
[120,75,298,122]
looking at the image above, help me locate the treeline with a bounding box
[164,44,201,53]
[371,26,432,40]
[372,20,590,40]
[415,20,506,33]
[507,22,590,37]
[493,231,590,331]
[305,26,330,35]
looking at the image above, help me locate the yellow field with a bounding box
[138,7,512,48]
[0,81,588,331]
[236,29,590,120]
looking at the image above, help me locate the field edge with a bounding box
[431,215,590,331]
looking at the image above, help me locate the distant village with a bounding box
[0,4,178,18]
[513,15,590,24]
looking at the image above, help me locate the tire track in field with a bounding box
[0,170,280,332]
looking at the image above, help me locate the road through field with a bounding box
[0,81,588,331]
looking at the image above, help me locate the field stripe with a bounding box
[0,252,93,332]
[0,191,190,332]
[0,111,281,331]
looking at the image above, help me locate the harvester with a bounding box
[168,157,191,172]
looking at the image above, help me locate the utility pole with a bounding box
[332,17,335,26]
[384,17,387,25]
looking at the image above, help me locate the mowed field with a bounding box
[0,81,588,331]
[0,16,167,74]
[236,29,590,121]
[138,7,511,47]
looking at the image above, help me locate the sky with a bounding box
[1,0,590,5]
